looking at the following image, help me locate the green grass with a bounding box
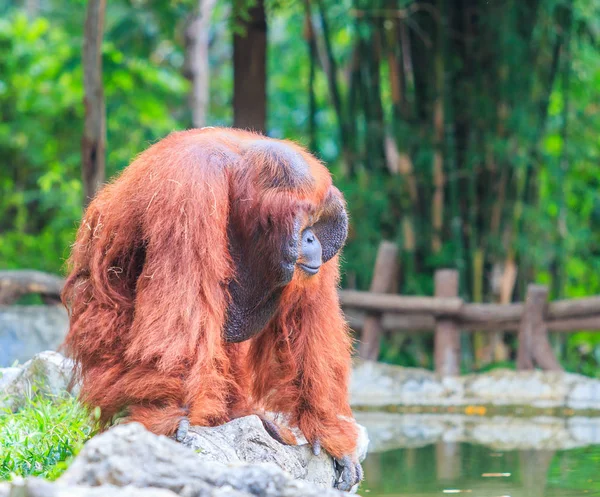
[0,393,97,481]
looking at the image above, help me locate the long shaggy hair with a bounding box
[62,127,357,458]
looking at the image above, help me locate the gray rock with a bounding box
[566,375,600,410]
[462,369,569,407]
[350,361,449,408]
[0,351,76,410]
[180,415,367,492]
[0,306,68,367]
[59,423,349,497]
[180,415,336,488]
[351,360,600,411]
[8,478,182,497]
[0,367,21,390]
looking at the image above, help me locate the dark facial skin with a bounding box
[223,199,348,343]
[297,228,322,275]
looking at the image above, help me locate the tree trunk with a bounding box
[552,0,574,299]
[303,1,318,151]
[312,0,352,174]
[431,0,445,253]
[233,0,267,133]
[187,0,217,128]
[82,0,106,207]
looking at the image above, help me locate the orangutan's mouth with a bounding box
[298,263,320,275]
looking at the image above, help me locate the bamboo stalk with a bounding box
[314,0,351,174]
[431,0,445,253]
[472,248,487,367]
[552,0,574,299]
[303,2,318,152]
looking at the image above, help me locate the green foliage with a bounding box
[0,13,83,273]
[564,331,600,378]
[476,361,516,373]
[0,7,189,274]
[0,393,96,481]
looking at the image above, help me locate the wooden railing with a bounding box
[2,264,600,376]
[341,243,600,376]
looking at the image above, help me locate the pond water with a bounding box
[361,442,600,497]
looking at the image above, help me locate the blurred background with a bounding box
[2,0,600,374]
[1,1,600,495]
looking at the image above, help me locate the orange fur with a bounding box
[62,127,357,458]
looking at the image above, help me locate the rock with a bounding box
[351,360,600,412]
[0,367,21,390]
[566,375,600,410]
[462,369,568,407]
[0,482,8,497]
[0,306,68,367]
[179,415,367,492]
[350,361,450,408]
[0,351,76,410]
[180,415,336,488]
[354,411,600,452]
[58,423,349,497]
[8,478,181,497]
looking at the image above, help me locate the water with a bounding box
[361,442,600,497]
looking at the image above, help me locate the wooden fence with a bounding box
[342,243,600,375]
[3,259,600,376]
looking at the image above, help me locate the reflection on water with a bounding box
[362,442,600,497]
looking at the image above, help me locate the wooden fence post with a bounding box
[516,285,541,370]
[517,284,563,371]
[359,241,399,360]
[434,269,460,376]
